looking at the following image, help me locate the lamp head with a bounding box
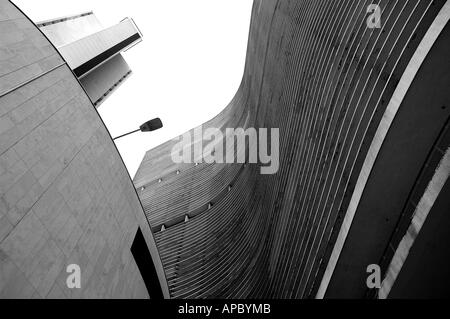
[140,118,163,132]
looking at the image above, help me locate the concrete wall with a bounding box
[134,0,449,299]
[38,12,103,48]
[324,9,450,298]
[36,14,140,108]
[0,0,168,299]
[79,54,132,108]
[380,131,450,299]
[57,18,139,73]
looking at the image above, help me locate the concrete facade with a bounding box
[0,0,168,298]
[36,11,141,108]
[37,11,103,48]
[323,3,450,298]
[135,0,450,299]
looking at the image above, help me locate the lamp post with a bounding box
[113,118,163,141]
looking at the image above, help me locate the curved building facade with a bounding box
[134,0,450,298]
[0,0,168,298]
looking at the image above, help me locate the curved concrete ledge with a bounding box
[318,0,450,299]
[379,145,450,299]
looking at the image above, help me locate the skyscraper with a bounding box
[35,10,142,107]
[134,0,450,299]
[0,0,167,298]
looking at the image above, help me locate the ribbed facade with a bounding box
[135,0,450,299]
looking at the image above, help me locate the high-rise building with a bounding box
[0,0,167,298]
[35,10,142,108]
[134,0,450,299]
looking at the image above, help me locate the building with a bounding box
[134,0,450,298]
[0,0,168,298]
[35,11,142,108]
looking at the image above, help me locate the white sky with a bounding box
[14,0,253,177]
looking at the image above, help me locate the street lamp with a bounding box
[113,118,163,141]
